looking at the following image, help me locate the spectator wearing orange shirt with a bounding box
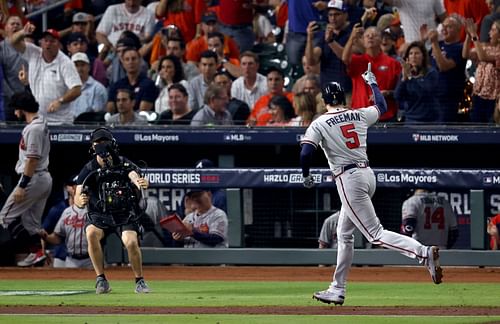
[186,12,240,65]
[155,0,206,44]
[248,66,294,126]
[207,32,242,79]
[149,24,184,68]
[444,0,490,41]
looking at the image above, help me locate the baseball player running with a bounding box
[300,64,442,306]
[0,91,52,267]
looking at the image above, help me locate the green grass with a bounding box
[1,315,500,324]
[0,280,498,307]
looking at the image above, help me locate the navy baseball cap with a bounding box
[65,175,79,186]
[66,32,88,45]
[202,12,217,24]
[116,37,139,50]
[195,159,215,168]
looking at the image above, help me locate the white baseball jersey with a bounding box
[319,211,340,248]
[402,192,457,249]
[183,206,228,248]
[301,107,379,168]
[96,4,155,47]
[54,205,88,256]
[15,115,50,174]
[302,104,431,297]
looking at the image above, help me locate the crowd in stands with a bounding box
[0,0,499,125]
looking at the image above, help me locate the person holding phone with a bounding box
[305,0,353,96]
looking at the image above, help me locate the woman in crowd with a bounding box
[291,92,316,126]
[266,95,296,126]
[154,55,188,114]
[394,41,438,123]
[462,18,500,123]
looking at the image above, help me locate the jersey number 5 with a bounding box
[424,207,445,230]
[340,124,360,149]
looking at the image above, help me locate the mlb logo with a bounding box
[483,177,492,184]
[412,134,420,142]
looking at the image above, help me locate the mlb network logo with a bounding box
[483,176,500,185]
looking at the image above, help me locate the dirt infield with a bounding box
[1,266,499,316]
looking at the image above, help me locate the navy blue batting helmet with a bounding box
[322,82,346,106]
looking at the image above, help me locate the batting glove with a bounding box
[303,175,315,188]
[362,62,378,86]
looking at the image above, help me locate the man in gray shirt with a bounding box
[187,50,218,112]
[106,88,148,126]
[191,84,233,126]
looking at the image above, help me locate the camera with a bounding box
[98,163,142,210]
[312,21,327,32]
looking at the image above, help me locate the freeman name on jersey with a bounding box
[325,112,361,127]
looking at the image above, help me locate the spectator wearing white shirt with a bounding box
[231,51,268,110]
[382,0,447,44]
[70,53,108,120]
[11,24,82,124]
[96,0,155,50]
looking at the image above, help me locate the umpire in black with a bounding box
[74,127,150,294]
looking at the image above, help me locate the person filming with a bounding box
[74,127,150,294]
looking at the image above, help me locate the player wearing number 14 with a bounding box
[300,64,443,306]
[401,189,458,250]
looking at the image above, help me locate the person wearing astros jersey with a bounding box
[300,64,442,306]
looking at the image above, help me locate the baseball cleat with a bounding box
[135,279,151,293]
[312,290,345,305]
[95,277,112,294]
[17,250,47,267]
[426,246,443,284]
